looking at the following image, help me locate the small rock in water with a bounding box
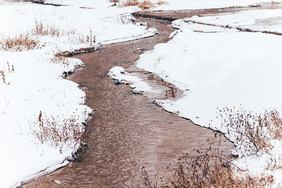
[115,80,122,85]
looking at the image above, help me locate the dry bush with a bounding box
[32,111,84,153]
[109,0,120,5]
[51,56,70,65]
[77,29,96,46]
[138,0,156,9]
[218,108,282,157]
[125,0,139,6]
[0,71,6,84]
[32,21,61,37]
[0,62,14,85]
[142,133,274,187]
[156,0,168,6]
[171,155,273,188]
[86,29,96,46]
[118,0,166,9]
[0,34,38,51]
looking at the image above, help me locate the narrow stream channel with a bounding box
[22,12,235,188]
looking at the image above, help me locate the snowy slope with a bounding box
[0,1,157,187]
[136,14,282,186]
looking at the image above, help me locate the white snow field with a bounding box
[188,9,282,34]
[0,1,157,187]
[1,0,282,187]
[136,10,282,187]
[45,0,282,10]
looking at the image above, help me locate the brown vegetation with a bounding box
[32,111,83,153]
[0,62,14,85]
[138,0,156,9]
[114,0,167,10]
[32,21,61,37]
[0,34,38,51]
[142,129,276,187]
[218,108,282,157]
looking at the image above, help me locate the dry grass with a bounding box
[0,71,6,84]
[109,0,120,5]
[138,0,156,9]
[31,111,83,153]
[0,62,14,85]
[32,21,61,37]
[156,0,168,6]
[120,0,139,6]
[51,56,70,65]
[116,0,167,9]
[142,133,274,187]
[0,34,38,51]
[171,156,273,188]
[218,108,282,157]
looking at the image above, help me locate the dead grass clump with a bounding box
[0,62,14,85]
[171,155,273,188]
[138,0,156,9]
[77,29,96,47]
[51,56,70,65]
[109,0,120,6]
[33,21,61,37]
[125,0,139,6]
[0,71,6,84]
[156,0,168,6]
[0,34,38,51]
[218,108,282,157]
[142,133,274,187]
[118,0,167,9]
[32,111,83,153]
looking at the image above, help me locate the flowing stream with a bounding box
[20,8,248,188]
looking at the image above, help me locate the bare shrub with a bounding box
[78,29,96,46]
[142,133,274,187]
[218,107,282,157]
[32,111,84,153]
[138,0,156,9]
[0,34,38,51]
[0,71,6,84]
[109,0,120,5]
[32,20,61,37]
[0,62,14,85]
[118,0,166,9]
[122,0,139,6]
[51,56,70,65]
[171,155,273,188]
[156,0,168,6]
[86,29,96,46]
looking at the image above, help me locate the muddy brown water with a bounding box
[21,10,240,188]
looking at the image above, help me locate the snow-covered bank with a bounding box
[0,1,157,187]
[188,9,282,34]
[108,66,162,94]
[42,0,282,10]
[153,0,282,10]
[135,11,282,186]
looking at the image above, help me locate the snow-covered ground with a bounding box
[35,0,282,11]
[134,9,282,187]
[0,1,157,187]
[152,0,282,10]
[44,0,282,10]
[108,66,162,94]
[188,9,282,34]
[1,0,282,187]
